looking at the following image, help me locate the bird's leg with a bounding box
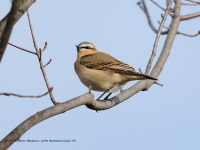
[104,93,112,100]
[96,85,113,100]
[96,90,108,100]
[88,85,93,94]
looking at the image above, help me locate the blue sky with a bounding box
[0,0,200,150]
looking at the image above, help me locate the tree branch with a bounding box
[158,20,200,37]
[138,0,169,34]
[181,11,200,21]
[0,88,52,98]
[26,12,57,105]
[151,0,174,16]
[145,0,174,75]
[8,42,36,55]
[0,0,36,63]
[0,93,94,150]
[185,0,200,4]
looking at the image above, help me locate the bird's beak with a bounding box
[75,45,79,51]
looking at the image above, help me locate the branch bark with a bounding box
[181,11,200,21]
[0,0,36,63]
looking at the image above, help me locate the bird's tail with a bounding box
[114,69,157,81]
[134,73,157,80]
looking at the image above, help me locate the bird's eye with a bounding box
[85,46,91,49]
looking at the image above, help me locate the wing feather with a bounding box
[80,52,136,73]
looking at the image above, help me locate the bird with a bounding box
[74,41,157,100]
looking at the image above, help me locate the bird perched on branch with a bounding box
[74,41,157,100]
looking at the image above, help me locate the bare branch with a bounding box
[26,12,57,105]
[185,0,200,4]
[27,11,38,51]
[0,93,93,150]
[0,0,36,63]
[8,42,36,55]
[147,0,181,88]
[176,30,200,37]
[151,0,173,16]
[159,20,200,37]
[0,88,52,98]
[145,0,174,75]
[181,2,200,5]
[138,0,169,34]
[0,0,23,62]
[181,12,200,21]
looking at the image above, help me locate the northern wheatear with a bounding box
[74,41,157,100]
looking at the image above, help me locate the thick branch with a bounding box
[181,12,200,21]
[0,0,36,63]
[0,93,94,150]
[148,0,181,87]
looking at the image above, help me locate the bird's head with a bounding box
[75,42,98,57]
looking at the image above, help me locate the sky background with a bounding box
[0,0,200,150]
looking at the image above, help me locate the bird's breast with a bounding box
[74,60,122,92]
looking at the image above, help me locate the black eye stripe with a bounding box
[80,46,92,49]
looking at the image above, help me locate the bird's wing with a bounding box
[80,52,137,74]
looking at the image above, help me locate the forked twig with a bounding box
[158,20,200,37]
[137,0,169,34]
[26,11,57,105]
[145,0,174,75]
[151,0,173,16]
[7,12,57,105]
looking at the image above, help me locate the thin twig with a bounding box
[0,88,52,98]
[181,2,199,5]
[43,42,48,52]
[185,0,200,4]
[145,0,174,75]
[8,42,36,55]
[158,20,200,37]
[26,12,57,105]
[27,11,38,51]
[43,59,52,68]
[138,0,169,34]
[151,0,173,16]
